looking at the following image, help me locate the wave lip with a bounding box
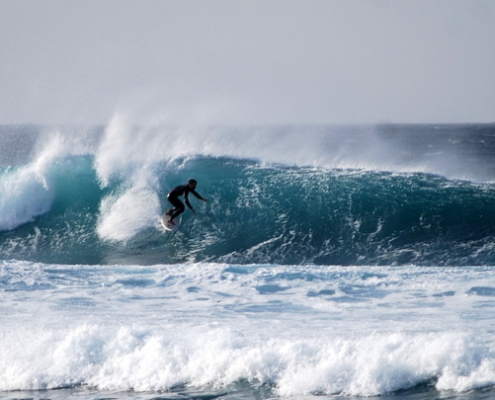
[0,130,74,232]
[0,165,54,231]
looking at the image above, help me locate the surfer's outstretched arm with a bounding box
[191,189,208,202]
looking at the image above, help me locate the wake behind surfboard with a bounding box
[160,210,181,232]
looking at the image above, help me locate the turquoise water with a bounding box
[2,154,495,265]
[1,123,495,399]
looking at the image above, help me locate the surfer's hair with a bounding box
[188,179,197,185]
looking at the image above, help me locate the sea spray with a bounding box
[0,133,70,231]
[94,116,164,241]
[96,181,161,242]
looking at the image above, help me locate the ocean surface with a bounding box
[1,121,495,400]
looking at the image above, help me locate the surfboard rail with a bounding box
[160,211,181,232]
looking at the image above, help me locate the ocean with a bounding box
[1,121,495,400]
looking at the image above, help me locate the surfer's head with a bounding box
[188,179,197,188]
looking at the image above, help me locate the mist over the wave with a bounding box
[2,120,495,179]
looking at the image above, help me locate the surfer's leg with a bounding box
[168,197,185,222]
[167,196,181,214]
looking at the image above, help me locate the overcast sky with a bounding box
[1,0,494,125]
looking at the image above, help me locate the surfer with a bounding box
[166,179,208,225]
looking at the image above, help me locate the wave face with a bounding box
[1,122,495,266]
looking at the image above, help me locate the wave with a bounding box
[1,324,493,396]
[2,153,495,266]
[2,121,495,265]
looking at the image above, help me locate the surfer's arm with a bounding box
[191,189,207,202]
[184,192,194,210]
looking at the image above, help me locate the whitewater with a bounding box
[1,120,495,400]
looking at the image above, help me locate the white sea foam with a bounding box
[0,323,494,396]
[2,262,495,395]
[96,169,161,242]
[94,116,165,241]
[96,186,160,241]
[0,166,53,231]
[0,133,68,231]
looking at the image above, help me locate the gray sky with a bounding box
[1,0,494,125]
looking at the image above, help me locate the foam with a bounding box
[0,133,68,231]
[0,323,494,396]
[2,262,495,395]
[96,183,161,241]
[0,166,53,231]
[94,116,164,241]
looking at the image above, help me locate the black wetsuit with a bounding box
[167,184,205,220]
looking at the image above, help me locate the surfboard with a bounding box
[160,211,181,232]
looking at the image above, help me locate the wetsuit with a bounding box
[167,184,205,220]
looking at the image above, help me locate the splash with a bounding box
[94,116,164,241]
[0,323,494,396]
[0,132,68,231]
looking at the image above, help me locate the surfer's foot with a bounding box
[167,218,176,226]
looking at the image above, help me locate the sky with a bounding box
[0,0,494,125]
